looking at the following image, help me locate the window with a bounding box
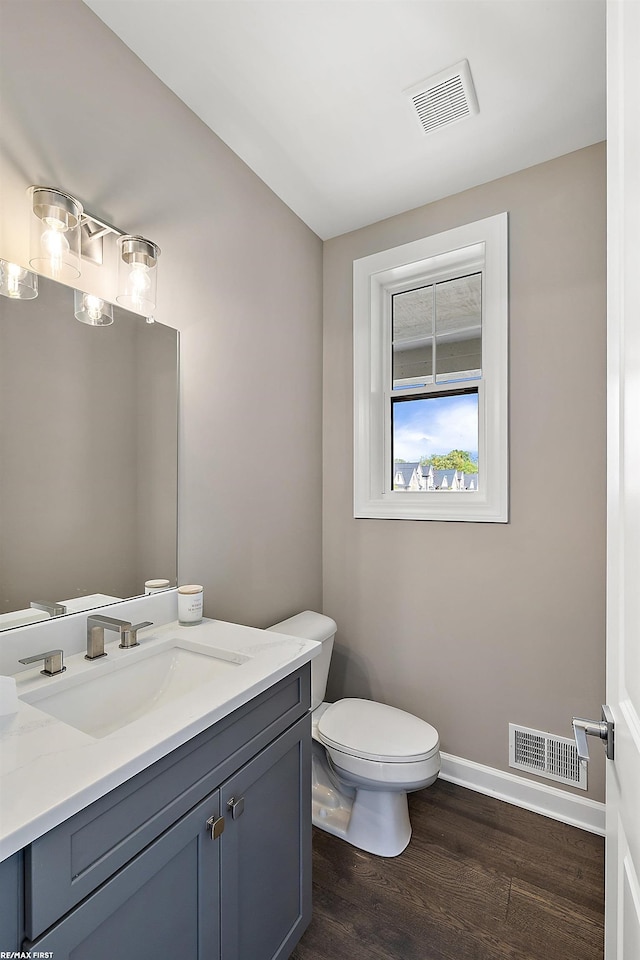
[353,213,508,521]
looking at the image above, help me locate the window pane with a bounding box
[392,285,433,388]
[435,273,481,383]
[391,391,479,492]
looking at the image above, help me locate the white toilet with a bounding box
[268,611,441,857]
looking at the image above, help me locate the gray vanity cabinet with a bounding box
[25,788,222,958]
[220,717,312,960]
[6,665,312,960]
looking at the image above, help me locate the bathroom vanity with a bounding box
[0,613,319,959]
[0,257,317,958]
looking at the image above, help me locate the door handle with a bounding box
[572,705,614,761]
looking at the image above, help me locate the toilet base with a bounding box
[345,786,412,857]
[311,742,414,857]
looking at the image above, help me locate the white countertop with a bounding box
[0,617,319,861]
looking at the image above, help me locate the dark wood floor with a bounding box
[291,779,604,960]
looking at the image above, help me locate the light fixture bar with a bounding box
[28,185,161,316]
[78,211,125,266]
[80,210,125,241]
[84,225,112,242]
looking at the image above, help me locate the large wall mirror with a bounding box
[0,274,178,631]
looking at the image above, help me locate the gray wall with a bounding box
[0,0,323,627]
[323,144,607,801]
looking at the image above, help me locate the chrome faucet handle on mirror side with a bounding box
[29,600,67,617]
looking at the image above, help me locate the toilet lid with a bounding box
[317,698,439,763]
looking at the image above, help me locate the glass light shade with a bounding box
[117,235,160,315]
[74,290,114,326]
[29,186,82,282]
[0,260,38,300]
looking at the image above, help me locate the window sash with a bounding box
[390,388,480,492]
[353,213,508,522]
[391,271,482,390]
[386,381,484,498]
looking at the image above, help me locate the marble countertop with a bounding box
[0,618,319,861]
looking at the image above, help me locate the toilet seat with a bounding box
[317,698,440,763]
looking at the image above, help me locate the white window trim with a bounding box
[353,212,509,522]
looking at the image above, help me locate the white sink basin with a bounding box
[20,640,249,739]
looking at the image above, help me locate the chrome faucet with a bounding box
[86,615,130,660]
[86,615,153,659]
[30,600,67,617]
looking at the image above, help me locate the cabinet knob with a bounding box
[206,815,225,840]
[227,796,245,819]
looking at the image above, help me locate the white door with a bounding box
[605,1,640,957]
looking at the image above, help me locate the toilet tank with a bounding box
[267,611,337,710]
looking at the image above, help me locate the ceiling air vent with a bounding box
[406,59,479,135]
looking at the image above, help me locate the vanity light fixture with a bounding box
[117,236,161,314]
[0,259,38,299]
[27,185,161,315]
[29,186,83,282]
[73,290,114,326]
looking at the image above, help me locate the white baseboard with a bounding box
[439,752,606,836]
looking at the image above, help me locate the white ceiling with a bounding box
[83,0,606,240]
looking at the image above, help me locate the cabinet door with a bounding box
[220,714,312,960]
[29,790,221,960]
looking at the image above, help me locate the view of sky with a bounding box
[392,392,478,462]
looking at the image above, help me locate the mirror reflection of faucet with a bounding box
[29,601,67,617]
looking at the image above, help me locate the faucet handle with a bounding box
[119,621,153,649]
[19,649,66,677]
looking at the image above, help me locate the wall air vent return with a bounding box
[509,724,587,790]
[406,59,479,135]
